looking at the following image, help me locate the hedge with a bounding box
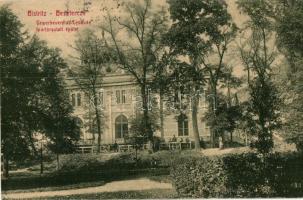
[57,153,161,173]
[171,152,303,198]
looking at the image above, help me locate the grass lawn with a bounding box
[3,174,172,193]
[25,189,178,199]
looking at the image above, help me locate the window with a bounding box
[71,94,76,107]
[121,90,126,103]
[174,91,181,103]
[116,90,120,104]
[174,90,188,109]
[77,93,81,106]
[116,90,126,104]
[178,114,189,136]
[99,90,104,105]
[115,115,128,139]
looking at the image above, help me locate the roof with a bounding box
[64,72,138,89]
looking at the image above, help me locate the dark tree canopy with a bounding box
[1,5,79,177]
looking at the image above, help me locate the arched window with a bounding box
[115,115,128,139]
[178,114,188,136]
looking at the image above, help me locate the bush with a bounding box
[57,153,142,173]
[57,151,183,174]
[171,155,227,198]
[171,152,303,198]
[140,150,201,167]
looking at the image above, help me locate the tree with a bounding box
[128,111,160,151]
[273,0,303,151]
[1,5,40,178]
[165,0,237,149]
[149,51,180,139]
[69,29,112,152]
[1,5,80,177]
[237,0,281,153]
[99,0,169,146]
[26,37,81,169]
[204,66,242,147]
[220,67,242,142]
[204,93,242,147]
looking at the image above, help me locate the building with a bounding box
[65,69,211,145]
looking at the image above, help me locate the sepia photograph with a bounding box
[1,0,303,199]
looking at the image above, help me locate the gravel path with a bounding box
[3,178,173,199]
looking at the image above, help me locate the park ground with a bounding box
[1,141,297,199]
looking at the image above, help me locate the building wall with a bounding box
[67,75,210,144]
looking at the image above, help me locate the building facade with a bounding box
[66,71,211,145]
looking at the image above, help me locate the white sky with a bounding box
[1,0,248,75]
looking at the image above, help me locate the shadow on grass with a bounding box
[7,189,178,200]
[2,167,170,191]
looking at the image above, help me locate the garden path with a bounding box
[3,178,173,199]
[202,146,251,156]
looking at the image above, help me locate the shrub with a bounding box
[171,155,227,198]
[56,151,182,174]
[171,152,303,198]
[144,150,201,167]
[57,153,141,173]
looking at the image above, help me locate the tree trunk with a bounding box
[247,67,250,85]
[89,105,95,142]
[3,154,9,179]
[227,80,231,107]
[40,143,43,174]
[93,91,102,153]
[211,82,218,148]
[141,85,153,151]
[28,132,38,157]
[192,93,201,150]
[159,90,164,139]
[227,80,233,143]
[56,153,60,170]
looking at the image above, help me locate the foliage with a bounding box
[100,0,169,141]
[203,67,243,146]
[165,0,237,148]
[57,150,199,174]
[248,77,280,152]
[171,152,303,198]
[70,29,113,149]
[57,153,149,173]
[28,37,81,156]
[204,93,242,144]
[2,152,173,191]
[127,103,162,149]
[172,155,227,198]
[273,0,303,151]
[1,5,79,177]
[128,113,160,139]
[1,5,35,163]
[275,0,303,58]
[237,0,281,153]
